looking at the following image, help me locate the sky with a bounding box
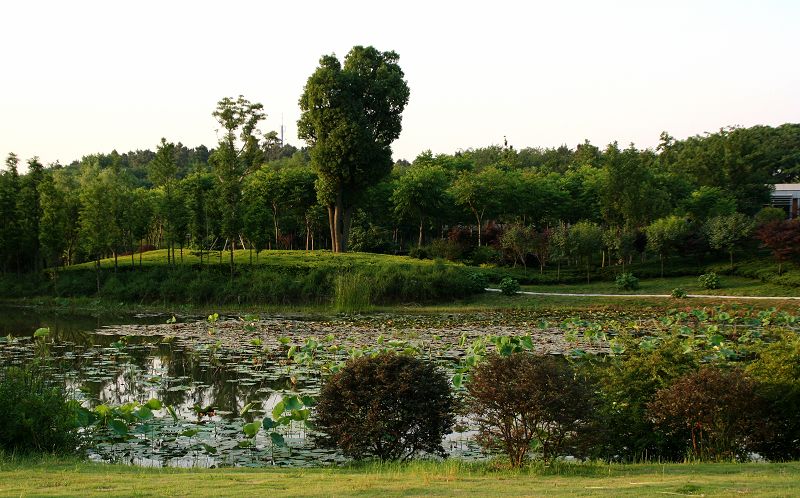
[1,0,798,170]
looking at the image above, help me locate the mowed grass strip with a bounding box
[0,459,798,497]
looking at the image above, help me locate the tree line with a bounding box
[0,46,798,276]
[2,121,798,276]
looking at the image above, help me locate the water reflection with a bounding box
[0,308,483,467]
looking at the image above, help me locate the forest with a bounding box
[1,121,799,278]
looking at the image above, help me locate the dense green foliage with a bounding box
[0,365,80,454]
[314,353,455,461]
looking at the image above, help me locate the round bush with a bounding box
[0,365,80,454]
[314,353,455,461]
[698,272,720,290]
[648,367,763,461]
[467,354,593,466]
[499,277,520,296]
[671,287,687,299]
[615,272,640,291]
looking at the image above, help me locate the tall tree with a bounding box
[149,138,179,264]
[298,45,410,252]
[17,157,45,271]
[210,95,267,270]
[0,153,21,272]
[392,165,450,247]
[449,167,509,246]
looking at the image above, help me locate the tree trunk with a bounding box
[273,206,279,250]
[114,252,118,273]
[475,212,483,246]
[342,206,353,252]
[418,217,424,248]
[95,258,100,293]
[327,205,336,253]
[229,238,235,276]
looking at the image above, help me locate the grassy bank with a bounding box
[0,251,486,310]
[0,457,797,497]
[3,250,800,316]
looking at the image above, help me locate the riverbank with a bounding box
[0,457,797,497]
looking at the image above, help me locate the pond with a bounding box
[0,306,505,467]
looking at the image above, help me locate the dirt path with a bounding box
[485,288,800,300]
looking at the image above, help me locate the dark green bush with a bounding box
[314,353,455,461]
[746,333,800,460]
[428,239,465,261]
[466,246,501,266]
[0,365,81,454]
[615,272,640,291]
[698,272,720,290]
[648,367,763,461]
[467,354,593,466]
[671,287,687,298]
[408,247,429,259]
[585,332,700,462]
[499,277,520,296]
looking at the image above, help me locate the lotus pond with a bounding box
[1,304,797,468]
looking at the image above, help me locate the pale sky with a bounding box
[1,0,798,170]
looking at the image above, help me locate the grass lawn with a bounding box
[70,249,450,271]
[518,275,800,297]
[0,458,798,497]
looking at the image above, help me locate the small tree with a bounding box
[314,353,455,461]
[548,222,569,281]
[499,223,534,269]
[704,212,754,268]
[569,220,603,283]
[646,216,689,277]
[467,354,592,466]
[648,367,763,461]
[756,219,800,274]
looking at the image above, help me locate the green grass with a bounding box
[71,249,452,271]
[0,457,797,497]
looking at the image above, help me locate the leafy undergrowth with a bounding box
[0,457,797,497]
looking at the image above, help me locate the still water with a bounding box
[0,306,479,467]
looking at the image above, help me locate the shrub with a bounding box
[614,272,640,291]
[467,246,501,266]
[466,270,489,292]
[314,353,455,461]
[648,367,762,461]
[0,365,80,454]
[698,272,720,290]
[407,246,429,260]
[499,277,520,296]
[428,238,465,261]
[746,333,800,460]
[671,287,687,298]
[585,331,700,462]
[467,354,593,466]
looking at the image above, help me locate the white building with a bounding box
[771,184,800,219]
